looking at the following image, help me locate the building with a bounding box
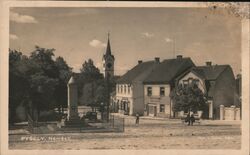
[143,55,195,118]
[115,58,161,115]
[102,34,115,79]
[176,62,236,119]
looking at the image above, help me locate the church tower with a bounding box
[102,33,115,79]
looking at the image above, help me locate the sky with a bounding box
[9,7,242,76]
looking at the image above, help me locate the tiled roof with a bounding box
[192,65,230,80]
[191,65,232,98]
[143,57,195,84]
[117,61,159,84]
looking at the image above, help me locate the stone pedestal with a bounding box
[60,76,85,128]
[67,76,78,120]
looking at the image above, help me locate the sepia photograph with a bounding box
[0,1,249,155]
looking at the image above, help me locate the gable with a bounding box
[178,71,206,93]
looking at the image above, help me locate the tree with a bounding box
[78,59,104,109]
[28,46,59,120]
[9,46,73,122]
[54,56,72,114]
[9,49,30,123]
[170,81,207,114]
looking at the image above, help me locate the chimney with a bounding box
[138,60,143,64]
[155,57,160,63]
[176,55,183,59]
[206,61,212,66]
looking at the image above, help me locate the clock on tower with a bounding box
[102,33,115,79]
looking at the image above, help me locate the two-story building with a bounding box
[115,58,161,115]
[176,62,236,119]
[143,55,195,118]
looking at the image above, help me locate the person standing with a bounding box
[185,113,190,126]
[190,114,195,126]
[135,113,140,125]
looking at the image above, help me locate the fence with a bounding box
[106,115,125,132]
[28,113,125,134]
[220,105,241,120]
[27,114,39,134]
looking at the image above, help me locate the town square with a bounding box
[2,2,249,153]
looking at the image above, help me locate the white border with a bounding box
[0,1,249,155]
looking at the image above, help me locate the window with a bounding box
[183,80,188,88]
[124,85,127,93]
[160,104,165,112]
[121,85,123,93]
[147,87,152,96]
[193,79,199,85]
[188,77,193,84]
[117,85,119,93]
[160,87,165,96]
[128,85,130,94]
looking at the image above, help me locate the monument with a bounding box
[61,75,85,128]
[67,75,78,120]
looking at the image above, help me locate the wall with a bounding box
[220,105,241,120]
[132,82,145,115]
[116,84,133,98]
[144,84,171,117]
[213,67,236,109]
[116,83,134,115]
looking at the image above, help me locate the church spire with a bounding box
[105,32,111,55]
[102,32,115,79]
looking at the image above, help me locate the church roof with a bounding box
[143,57,195,84]
[103,35,114,60]
[106,37,111,55]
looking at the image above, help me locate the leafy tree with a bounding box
[27,46,59,120]
[78,59,104,109]
[9,49,30,123]
[54,56,72,114]
[170,81,207,114]
[9,46,73,122]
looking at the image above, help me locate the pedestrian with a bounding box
[135,113,140,125]
[190,114,195,126]
[185,113,190,126]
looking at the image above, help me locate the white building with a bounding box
[143,55,195,118]
[114,58,160,115]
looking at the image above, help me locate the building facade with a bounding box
[143,56,195,118]
[176,62,236,119]
[115,58,161,115]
